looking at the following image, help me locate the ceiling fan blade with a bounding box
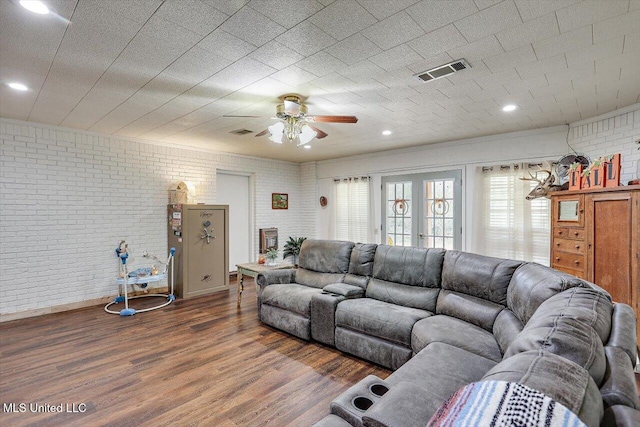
[308,125,328,139]
[223,115,272,118]
[255,129,269,137]
[283,99,301,116]
[308,115,358,123]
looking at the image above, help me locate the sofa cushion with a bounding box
[504,315,606,385]
[296,268,345,289]
[387,342,498,401]
[298,239,355,273]
[442,251,522,305]
[347,243,377,278]
[261,283,322,316]
[526,287,613,343]
[366,278,440,311]
[372,245,444,287]
[411,315,502,362]
[435,290,504,332]
[492,308,524,354]
[481,350,604,427]
[607,303,638,367]
[336,298,431,346]
[507,262,587,324]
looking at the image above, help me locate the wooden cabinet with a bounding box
[551,186,640,345]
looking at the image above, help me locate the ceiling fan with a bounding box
[223,95,358,147]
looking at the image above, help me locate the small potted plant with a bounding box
[265,248,278,266]
[283,236,306,266]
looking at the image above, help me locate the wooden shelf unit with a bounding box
[551,186,640,345]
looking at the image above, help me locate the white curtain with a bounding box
[475,164,551,265]
[333,177,373,243]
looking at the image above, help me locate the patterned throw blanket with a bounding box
[428,381,586,427]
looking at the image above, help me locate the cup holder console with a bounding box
[330,375,391,427]
[369,383,389,397]
[351,396,373,412]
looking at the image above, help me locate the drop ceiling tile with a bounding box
[516,53,567,80]
[406,0,478,34]
[596,51,640,78]
[408,25,467,59]
[137,15,202,47]
[556,0,629,33]
[496,13,559,51]
[565,37,624,68]
[94,0,163,24]
[297,51,348,76]
[309,0,377,41]
[357,0,420,20]
[369,44,423,72]
[276,21,337,56]
[361,11,424,51]
[220,6,286,46]
[532,25,592,60]
[454,0,522,42]
[249,41,304,69]
[201,0,250,17]
[155,0,228,36]
[482,44,537,73]
[594,9,640,44]
[197,30,257,61]
[474,68,522,89]
[168,47,232,82]
[325,34,382,65]
[439,80,483,99]
[271,65,318,86]
[503,74,548,94]
[468,86,509,102]
[623,32,640,53]
[247,0,324,28]
[308,73,356,92]
[209,57,277,92]
[446,35,504,63]
[529,80,573,99]
[474,0,503,10]
[514,0,579,22]
[338,60,386,82]
[545,65,594,85]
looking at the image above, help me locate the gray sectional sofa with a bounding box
[256,239,640,427]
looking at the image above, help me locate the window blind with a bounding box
[334,177,371,243]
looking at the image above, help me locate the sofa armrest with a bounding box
[256,269,297,289]
[601,405,640,427]
[601,346,640,409]
[323,283,364,298]
[362,381,442,427]
[607,304,637,367]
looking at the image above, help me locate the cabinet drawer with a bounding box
[553,227,585,240]
[553,238,586,254]
[552,251,586,271]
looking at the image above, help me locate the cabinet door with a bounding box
[586,192,634,306]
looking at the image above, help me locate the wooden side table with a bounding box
[236,262,294,308]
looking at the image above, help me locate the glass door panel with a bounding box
[383,170,461,250]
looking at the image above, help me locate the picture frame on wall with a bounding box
[272,193,288,209]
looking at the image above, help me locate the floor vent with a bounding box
[415,59,470,82]
[230,129,253,135]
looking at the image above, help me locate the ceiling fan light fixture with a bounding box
[19,0,49,14]
[298,124,317,146]
[267,121,285,143]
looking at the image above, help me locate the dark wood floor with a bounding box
[1,280,639,426]
[0,278,389,426]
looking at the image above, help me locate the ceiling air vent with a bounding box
[415,59,470,82]
[229,129,253,135]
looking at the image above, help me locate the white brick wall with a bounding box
[0,118,303,316]
[568,104,640,183]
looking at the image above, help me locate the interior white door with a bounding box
[216,173,250,272]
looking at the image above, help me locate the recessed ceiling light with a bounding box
[19,0,49,14]
[502,104,517,112]
[303,145,311,149]
[7,82,29,91]
[382,130,392,136]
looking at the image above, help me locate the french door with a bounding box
[382,170,462,250]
